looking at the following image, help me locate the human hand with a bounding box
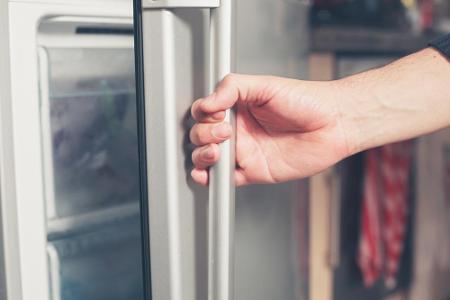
[191,50,450,186]
[189,74,353,186]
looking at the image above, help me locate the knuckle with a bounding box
[209,143,219,159]
[192,148,209,168]
[222,73,237,87]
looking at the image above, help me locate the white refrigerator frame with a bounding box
[0,1,135,299]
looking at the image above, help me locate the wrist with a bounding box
[334,73,380,156]
[336,48,450,156]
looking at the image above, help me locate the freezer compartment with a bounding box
[47,217,144,300]
[37,19,145,300]
[38,46,139,219]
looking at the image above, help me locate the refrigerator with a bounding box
[0,0,310,299]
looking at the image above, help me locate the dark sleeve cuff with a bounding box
[429,34,450,59]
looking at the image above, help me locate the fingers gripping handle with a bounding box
[208,1,235,300]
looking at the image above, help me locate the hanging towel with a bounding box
[357,141,413,288]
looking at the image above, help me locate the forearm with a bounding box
[339,47,450,154]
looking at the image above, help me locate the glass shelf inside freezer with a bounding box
[46,202,140,241]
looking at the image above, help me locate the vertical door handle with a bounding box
[208,1,235,300]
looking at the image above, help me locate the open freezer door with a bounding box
[133,0,236,299]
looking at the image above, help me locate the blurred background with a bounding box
[300,1,450,300]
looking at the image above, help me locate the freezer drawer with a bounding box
[47,218,144,300]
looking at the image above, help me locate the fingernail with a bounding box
[202,147,215,159]
[211,123,231,139]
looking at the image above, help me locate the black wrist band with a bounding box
[429,34,450,59]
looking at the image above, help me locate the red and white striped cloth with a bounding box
[357,141,413,288]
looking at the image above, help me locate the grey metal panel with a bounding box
[236,0,309,77]
[234,183,301,300]
[141,8,209,300]
[234,1,310,300]
[0,1,23,300]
